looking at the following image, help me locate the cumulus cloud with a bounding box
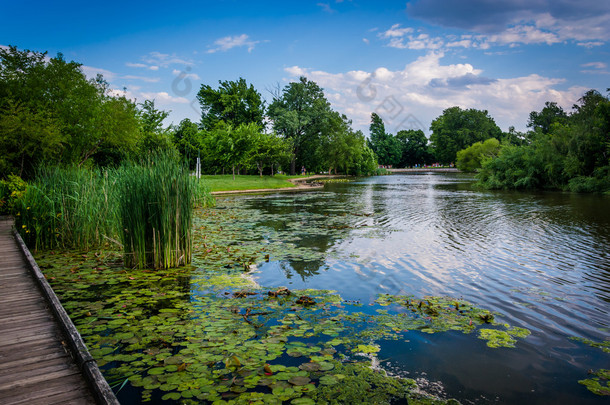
[126,62,160,70]
[207,34,260,53]
[406,0,610,45]
[283,52,586,134]
[378,23,567,51]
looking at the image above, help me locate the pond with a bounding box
[229,173,610,403]
[37,173,610,404]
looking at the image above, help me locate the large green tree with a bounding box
[197,77,265,130]
[267,77,335,174]
[429,107,502,165]
[367,113,401,167]
[527,101,568,134]
[0,46,141,176]
[395,129,430,167]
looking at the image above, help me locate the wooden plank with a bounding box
[0,220,107,405]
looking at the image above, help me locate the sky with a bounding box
[1,0,609,135]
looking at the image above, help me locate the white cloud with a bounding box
[317,3,335,13]
[283,52,586,134]
[581,62,607,69]
[207,34,260,53]
[143,51,193,67]
[379,23,566,51]
[577,41,604,48]
[122,75,160,83]
[381,24,414,38]
[127,62,160,70]
[172,69,200,80]
[362,38,370,45]
[140,91,189,104]
[80,65,116,81]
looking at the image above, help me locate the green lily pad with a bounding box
[289,376,311,386]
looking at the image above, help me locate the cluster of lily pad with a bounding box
[570,337,610,396]
[35,198,533,404]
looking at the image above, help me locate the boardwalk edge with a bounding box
[12,228,121,405]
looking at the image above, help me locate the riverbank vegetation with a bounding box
[452,90,610,193]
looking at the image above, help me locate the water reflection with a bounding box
[243,173,610,404]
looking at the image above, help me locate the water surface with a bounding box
[236,173,610,404]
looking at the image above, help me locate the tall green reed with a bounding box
[118,155,195,269]
[15,166,119,251]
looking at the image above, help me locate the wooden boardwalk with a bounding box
[0,218,113,404]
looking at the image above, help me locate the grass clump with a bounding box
[15,166,119,251]
[118,155,195,269]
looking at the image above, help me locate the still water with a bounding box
[233,173,610,404]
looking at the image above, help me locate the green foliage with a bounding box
[268,77,337,174]
[527,101,568,134]
[367,113,401,166]
[478,89,610,192]
[197,77,265,130]
[136,100,175,154]
[0,46,141,176]
[430,106,502,165]
[456,138,500,172]
[14,166,119,251]
[396,129,431,167]
[117,154,194,269]
[0,174,27,215]
[193,179,216,208]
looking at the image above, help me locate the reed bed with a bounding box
[15,166,119,251]
[15,156,211,269]
[118,155,195,269]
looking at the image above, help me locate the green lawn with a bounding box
[201,174,308,192]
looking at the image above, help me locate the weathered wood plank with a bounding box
[0,220,108,405]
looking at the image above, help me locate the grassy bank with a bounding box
[203,174,307,192]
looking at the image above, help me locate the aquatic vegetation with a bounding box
[34,199,533,404]
[578,369,610,396]
[15,166,120,250]
[570,337,610,353]
[118,154,195,269]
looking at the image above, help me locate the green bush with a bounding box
[0,174,27,215]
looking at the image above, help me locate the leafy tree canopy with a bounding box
[429,107,502,165]
[197,77,265,130]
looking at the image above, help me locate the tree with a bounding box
[527,101,568,134]
[197,78,265,130]
[0,46,141,176]
[173,118,203,169]
[137,100,174,154]
[429,107,502,165]
[367,113,401,167]
[395,129,430,167]
[268,77,335,174]
[456,138,500,172]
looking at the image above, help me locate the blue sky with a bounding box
[2,0,609,134]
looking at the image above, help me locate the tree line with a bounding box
[2,46,607,192]
[0,47,377,180]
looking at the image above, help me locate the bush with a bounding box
[0,174,27,215]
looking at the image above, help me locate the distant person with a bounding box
[301,166,306,175]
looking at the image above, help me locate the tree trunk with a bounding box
[232,165,235,180]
